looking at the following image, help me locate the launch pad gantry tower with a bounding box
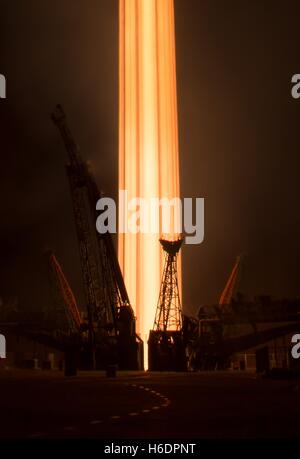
[148,238,186,371]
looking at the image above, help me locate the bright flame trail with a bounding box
[119,0,181,368]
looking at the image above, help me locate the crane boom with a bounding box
[48,252,82,331]
[219,255,242,308]
[51,105,143,370]
[52,105,115,336]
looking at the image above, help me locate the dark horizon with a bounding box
[1,0,300,318]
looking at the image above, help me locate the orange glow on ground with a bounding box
[119,0,181,368]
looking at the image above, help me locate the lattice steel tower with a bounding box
[153,239,183,332]
[149,238,185,371]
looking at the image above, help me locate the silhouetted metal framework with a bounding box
[52,106,113,338]
[153,239,183,332]
[149,238,185,371]
[51,106,142,371]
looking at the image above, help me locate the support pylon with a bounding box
[153,239,183,332]
[148,238,186,371]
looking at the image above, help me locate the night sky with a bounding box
[0,0,300,318]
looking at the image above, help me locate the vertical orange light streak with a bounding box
[119,0,181,368]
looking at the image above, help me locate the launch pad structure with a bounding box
[52,105,143,372]
[148,239,186,371]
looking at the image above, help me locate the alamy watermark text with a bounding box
[96,190,204,245]
[0,74,6,99]
[0,334,6,358]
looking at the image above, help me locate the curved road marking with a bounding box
[28,381,172,438]
[127,383,171,417]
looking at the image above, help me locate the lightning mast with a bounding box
[153,239,183,332]
[148,239,186,371]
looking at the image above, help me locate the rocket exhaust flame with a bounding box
[119,0,181,368]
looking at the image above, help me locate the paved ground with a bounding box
[0,369,299,439]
